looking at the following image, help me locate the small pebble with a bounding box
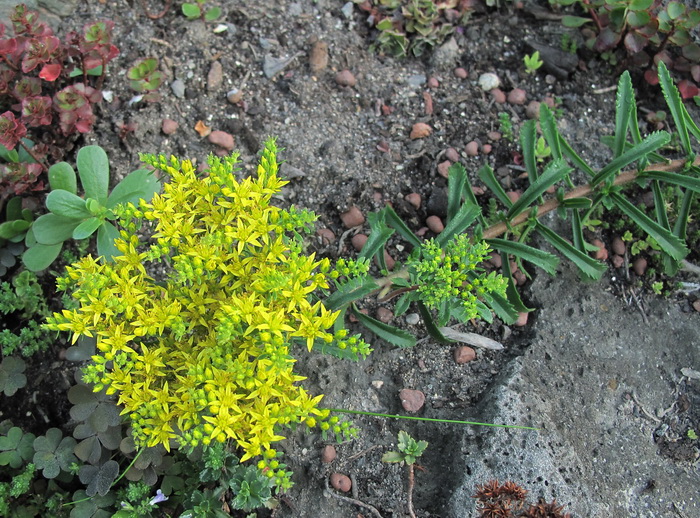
[317,228,335,245]
[376,307,393,323]
[453,346,476,364]
[321,445,336,463]
[611,236,626,256]
[482,144,492,154]
[507,88,527,105]
[465,141,479,156]
[372,380,384,389]
[427,76,439,89]
[340,206,365,228]
[487,253,502,268]
[335,69,356,87]
[410,122,432,139]
[525,100,541,119]
[472,186,485,195]
[426,215,444,233]
[633,257,648,276]
[161,118,178,135]
[692,300,700,313]
[207,61,223,91]
[405,193,422,210]
[592,239,608,261]
[351,233,368,251]
[491,88,506,104]
[208,130,235,151]
[405,313,420,325]
[542,96,556,108]
[487,131,501,141]
[514,311,529,327]
[506,191,520,203]
[399,388,425,412]
[478,72,500,91]
[330,473,352,492]
[170,79,185,98]
[513,270,527,286]
[445,147,460,162]
[437,160,452,178]
[227,88,243,104]
[382,249,395,271]
[454,67,468,79]
[309,40,329,73]
[612,255,625,268]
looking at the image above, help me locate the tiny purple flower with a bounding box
[149,489,168,506]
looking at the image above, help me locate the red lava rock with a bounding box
[317,228,335,245]
[454,67,468,79]
[427,76,439,89]
[507,88,527,105]
[348,307,369,323]
[513,270,527,286]
[410,122,432,139]
[542,96,556,108]
[592,239,608,261]
[633,257,648,276]
[335,70,356,87]
[161,118,178,135]
[382,249,396,271]
[416,227,429,237]
[487,131,501,141]
[525,100,541,119]
[351,233,368,251]
[376,307,393,323]
[208,130,235,151]
[321,444,336,463]
[437,160,452,178]
[465,141,479,156]
[482,144,492,154]
[341,206,365,228]
[453,346,476,364]
[422,91,434,115]
[207,60,223,91]
[491,88,506,104]
[399,388,425,412]
[545,185,556,194]
[487,253,502,268]
[693,299,700,313]
[514,311,529,327]
[678,80,699,100]
[445,147,460,162]
[405,193,422,210]
[309,40,329,73]
[472,185,485,195]
[612,254,625,268]
[426,215,444,233]
[330,473,352,492]
[612,236,626,256]
[506,191,521,203]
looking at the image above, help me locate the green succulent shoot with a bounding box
[381,430,428,465]
[23,145,160,271]
[523,50,544,74]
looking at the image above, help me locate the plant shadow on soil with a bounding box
[1,0,699,516]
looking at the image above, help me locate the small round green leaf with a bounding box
[629,0,653,10]
[182,3,201,18]
[48,162,77,194]
[22,243,62,272]
[77,145,110,205]
[46,190,91,219]
[667,1,685,19]
[73,217,103,240]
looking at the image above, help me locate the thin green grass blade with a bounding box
[657,61,692,157]
[447,162,467,222]
[613,71,633,158]
[610,192,689,261]
[520,120,539,183]
[482,290,518,324]
[560,197,592,209]
[673,188,694,240]
[417,302,454,343]
[599,136,667,164]
[478,164,512,207]
[535,223,606,280]
[351,305,416,348]
[380,206,422,249]
[436,203,480,247]
[683,106,700,143]
[325,277,379,310]
[486,238,558,275]
[591,131,670,187]
[507,159,572,218]
[499,252,533,313]
[539,104,562,160]
[639,170,700,193]
[571,209,586,252]
[359,212,394,262]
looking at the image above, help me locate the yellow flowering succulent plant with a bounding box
[45,138,369,486]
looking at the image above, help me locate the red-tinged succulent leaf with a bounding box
[630,50,650,68]
[654,50,673,67]
[0,37,17,56]
[13,76,41,100]
[691,64,700,83]
[628,0,653,10]
[666,1,685,20]
[0,111,27,150]
[682,43,700,63]
[595,27,622,52]
[644,68,659,85]
[669,29,690,47]
[21,35,61,73]
[39,63,61,81]
[0,70,16,96]
[677,80,699,100]
[626,10,651,28]
[624,31,648,54]
[21,96,52,127]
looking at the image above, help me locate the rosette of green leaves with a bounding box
[23,145,160,271]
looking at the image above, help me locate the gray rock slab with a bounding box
[447,265,699,517]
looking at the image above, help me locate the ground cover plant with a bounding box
[0,0,699,516]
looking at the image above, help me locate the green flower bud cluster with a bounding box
[330,257,371,280]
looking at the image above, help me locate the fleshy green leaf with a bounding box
[477,164,512,207]
[539,104,562,160]
[447,162,467,222]
[380,206,422,249]
[610,192,689,261]
[417,302,454,343]
[535,223,605,280]
[106,169,160,209]
[360,213,395,262]
[562,15,591,27]
[46,190,91,219]
[499,256,533,313]
[182,3,201,18]
[591,132,670,187]
[48,162,77,194]
[73,217,103,240]
[508,159,572,219]
[32,213,82,245]
[436,203,480,247]
[520,119,538,184]
[22,242,62,271]
[486,238,559,275]
[351,305,416,348]
[77,145,110,206]
[204,6,221,21]
[97,221,120,261]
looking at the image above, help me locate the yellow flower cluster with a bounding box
[46,139,342,469]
